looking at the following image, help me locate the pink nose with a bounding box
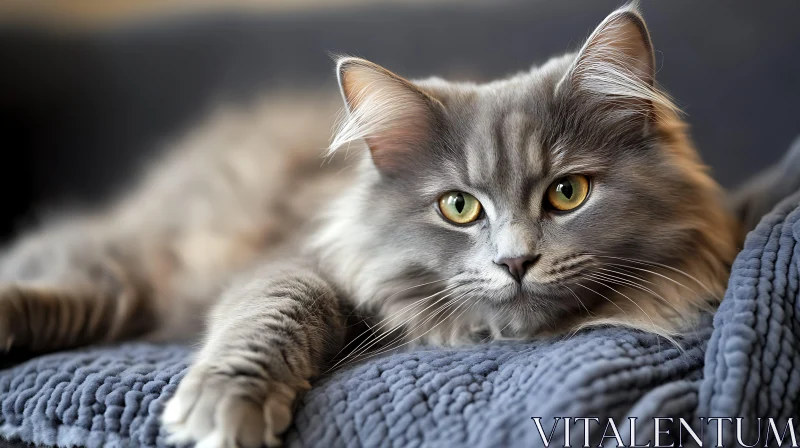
[495,254,540,282]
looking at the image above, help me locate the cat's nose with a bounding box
[495,254,540,282]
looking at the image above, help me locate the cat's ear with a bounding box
[558,4,672,121]
[331,57,443,173]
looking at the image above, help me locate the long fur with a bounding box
[0,6,740,447]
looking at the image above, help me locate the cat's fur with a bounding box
[0,4,739,447]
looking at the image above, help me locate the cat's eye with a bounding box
[438,191,482,224]
[545,175,590,212]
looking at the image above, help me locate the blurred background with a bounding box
[0,0,798,242]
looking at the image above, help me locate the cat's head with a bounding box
[320,4,738,338]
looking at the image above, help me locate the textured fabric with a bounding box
[0,345,190,447]
[290,324,711,447]
[0,327,713,448]
[1,145,800,447]
[697,189,800,446]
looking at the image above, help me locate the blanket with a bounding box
[1,138,799,447]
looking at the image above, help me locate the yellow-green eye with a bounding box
[438,191,482,224]
[546,175,590,211]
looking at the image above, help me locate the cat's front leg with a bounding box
[162,264,345,447]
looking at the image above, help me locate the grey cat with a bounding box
[0,4,739,447]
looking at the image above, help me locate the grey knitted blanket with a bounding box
[1,139,799,447]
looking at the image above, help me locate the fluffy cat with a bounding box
[0,4,739,447]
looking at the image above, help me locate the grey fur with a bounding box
[0,5,738,447]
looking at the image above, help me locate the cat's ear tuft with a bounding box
[559,4,675,118]
[330,57,442,173]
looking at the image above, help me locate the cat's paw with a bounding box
[162,362,310,448]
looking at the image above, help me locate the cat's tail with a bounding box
[0,220,159,355]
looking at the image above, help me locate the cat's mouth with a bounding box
[489,281,558,304]
[475,279,590,320]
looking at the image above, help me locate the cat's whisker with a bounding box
[574,281,628,316]
[594,266,654,286]
[584,273,689,352]
[587,254,715,297]
[580,275,670,337]
[379,287,464,338]
[330,305,443,373]
[382,278,451,302]
[446,298,474,343]
[347,278,452,321]
[329,284,458,366]
[585,270,671,305]
[390,289,478,348]
[445,294,483,342]
[584,271,688,319]
[597,261,698,296]
[329,286,462,370]
[357,299,455,362]
[335,289,477,369]
[400,288,473,345]
[591,266,695,311]
[337,282,457,355]
[432,296,476,343]
[565,284,593,316]
[379,289,478,356]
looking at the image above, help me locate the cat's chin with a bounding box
[475,281,583,328]
[482,281,563,304]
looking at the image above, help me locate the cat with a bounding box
[0,3,739,447]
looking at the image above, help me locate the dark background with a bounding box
[0,0,798,243]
